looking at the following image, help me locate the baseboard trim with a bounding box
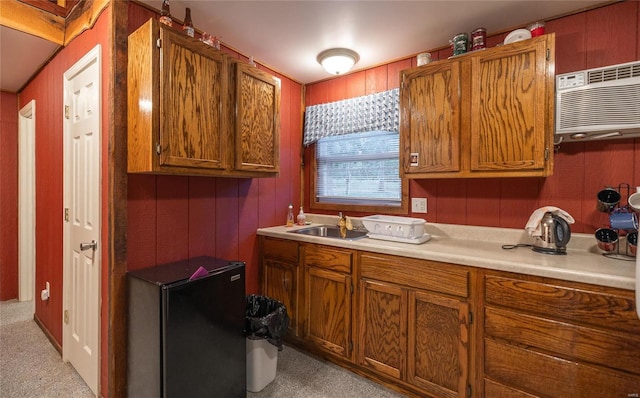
[33,314,62,354]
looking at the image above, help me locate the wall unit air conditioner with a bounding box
[555,61,640,142]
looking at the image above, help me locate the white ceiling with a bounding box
[0,25,59,93]
[1,0,606,92]
[140,0,605,84]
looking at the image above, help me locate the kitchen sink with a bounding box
[288,225,369,240]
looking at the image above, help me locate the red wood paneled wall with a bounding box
[126,4,303,297]
[16,7,112,396]
[0,91,19,300]
[304,1,640,234]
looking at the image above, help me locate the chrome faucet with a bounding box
[337,212,353,238]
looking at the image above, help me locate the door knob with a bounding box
[80,240,97,251]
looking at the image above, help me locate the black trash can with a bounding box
[245,295,290,392]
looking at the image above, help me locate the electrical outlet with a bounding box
[411,198,427,213]
[41,281,50,301]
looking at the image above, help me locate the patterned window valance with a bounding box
[303,88,399,146]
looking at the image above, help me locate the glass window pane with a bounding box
[316,131,400,205]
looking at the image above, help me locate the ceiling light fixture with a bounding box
[317,48,360,75]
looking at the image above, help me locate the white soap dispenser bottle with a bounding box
[297,206,306,226]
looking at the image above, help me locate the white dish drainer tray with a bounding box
[367,232,431,244]
[361,215,429,244]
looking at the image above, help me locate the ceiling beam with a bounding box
[0,0,65,45]
[64,0,109,46]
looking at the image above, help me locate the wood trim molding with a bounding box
[109,1,129,396]
[0,0,65,44]
[109,1,129,398]
[0,0,110,47]
[18,0,73,17]
[64,0,110,46]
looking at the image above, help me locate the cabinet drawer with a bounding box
[484,379,537,398]
[484,338,640,397]
[485,306,640,376]
[263,238,299,263]
[360,252,468,298]
[484,274,640,334]
[304,245,352,273]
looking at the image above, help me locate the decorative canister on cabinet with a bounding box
[417,52,432,66]
[451,33,469,55]
[471,27,487,51]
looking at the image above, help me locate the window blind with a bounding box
[303,88,400,146]
[316,131,401,204]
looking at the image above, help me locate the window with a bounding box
[312,131,408,214]
[304,88,407,214]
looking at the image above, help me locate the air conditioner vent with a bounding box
[588,63,640,84]
[556,61,640,141]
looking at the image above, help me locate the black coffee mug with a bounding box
[596,188,621,213]
[595,228,618,252]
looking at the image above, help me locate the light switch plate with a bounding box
[412,198,427,213]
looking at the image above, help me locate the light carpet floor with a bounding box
[248,345,406,398]
[1,299,406,397]
[0,300,94,398]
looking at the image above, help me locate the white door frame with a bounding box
[62,44,101,396]
[18,100,36,311]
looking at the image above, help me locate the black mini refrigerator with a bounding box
[127,256,246,398]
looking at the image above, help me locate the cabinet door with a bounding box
[262,259,298,336]
[469,36,552,172]
[160,27,227,170]
[234,63,281,173]
[407,290,469,398]
[400,62,461,174]
[304,266,352,360]
[358,279,407,380]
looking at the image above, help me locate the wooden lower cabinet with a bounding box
[359,279,406,379]
[260,237,300,336]
[482,271,640,397]
[407,290,469,398]
[303,244,354,361]
[359,252,472,398]
[261,239,640,398]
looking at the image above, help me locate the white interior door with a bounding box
[63,44,101,396]
[18,100,35,308]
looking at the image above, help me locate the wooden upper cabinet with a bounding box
[400,61,461,174]
[400,33,555,179]
[159,24,227,171]
[128,18,280,177]
[470,36,552,173]
[231,61,281,173]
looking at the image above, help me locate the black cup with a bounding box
[596,188,621,213]
[595,228,618,252]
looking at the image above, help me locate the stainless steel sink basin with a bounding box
[288,225,368,240]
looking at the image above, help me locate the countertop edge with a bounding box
[257,223,636,291]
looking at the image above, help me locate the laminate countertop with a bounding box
[257,215,637,291]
